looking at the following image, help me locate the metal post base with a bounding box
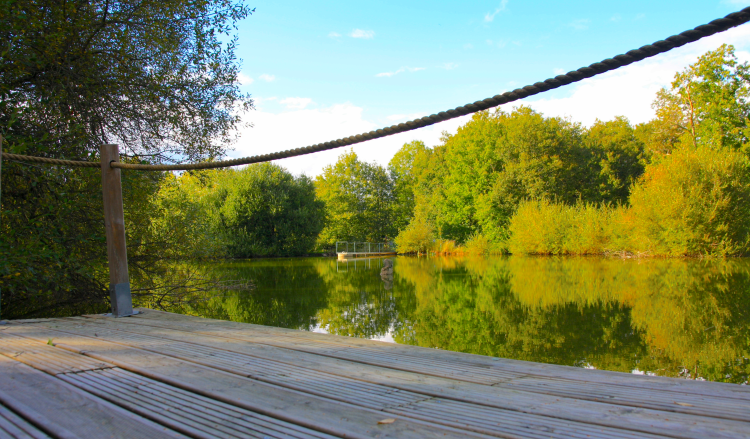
[110,282,134,317]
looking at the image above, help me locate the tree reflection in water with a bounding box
[172,256,750,384]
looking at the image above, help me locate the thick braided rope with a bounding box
[2,6,750,171]
[0,152,100,167]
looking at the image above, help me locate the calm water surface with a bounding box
[174,256,750,384]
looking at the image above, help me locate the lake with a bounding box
[168,256,750,384]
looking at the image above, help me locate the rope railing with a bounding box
[0,152,101,168]
[1,6,749,171]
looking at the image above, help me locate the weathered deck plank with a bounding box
[0,309,749,439]
[117,309,750,400]
[0,355,186,439]
[5,320,711,439]
[49,316,750,429]
[0,403,50,439]
[62,370,341,439]
[0,329,491,439]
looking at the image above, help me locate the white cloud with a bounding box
[376,66,425,78]
[350,29,375,39]
[280,97,313,109]
[259,74,275,82]
[237,73,254,85]
[463,43,474,50]
[386,112,427,122]
[442,62,459,70]
[252,96,277,107]
[328,31,341,38]
[569,19,590,31]
[635,13,646,20]
[610,14,621,22]
[232,104,471,177]
[553,68,566,75]
[512,25,750,127]
[484,0,509,22]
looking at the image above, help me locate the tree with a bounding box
[1,0,252,160]
[408,107,595,244]
[625,146,750,256]
[649,44,750,154]
[315,150,396,248]
[583,117,646,204]
[388,140,431,233]
[0,0,253,317]
[208,164,325,257]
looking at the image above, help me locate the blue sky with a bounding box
[227,0,750,176]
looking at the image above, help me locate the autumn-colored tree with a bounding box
[646,44,750,155]
[625,146,750,256]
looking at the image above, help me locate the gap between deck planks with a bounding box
[1,309,749,439]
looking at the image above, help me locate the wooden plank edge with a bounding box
[6,327,494,439]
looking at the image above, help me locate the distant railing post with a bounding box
[101,144,133,317]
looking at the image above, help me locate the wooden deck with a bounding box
[0,309,749,438]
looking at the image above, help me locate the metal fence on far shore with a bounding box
[335,241,394,253]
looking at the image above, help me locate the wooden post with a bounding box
[101,144,133,317]
[0,135,4,322]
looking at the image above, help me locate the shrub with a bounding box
[464,232,493,255]
[626,146,750,256]
[434,239,458,254]
[395,219,435,253]
[506,199,617,255]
